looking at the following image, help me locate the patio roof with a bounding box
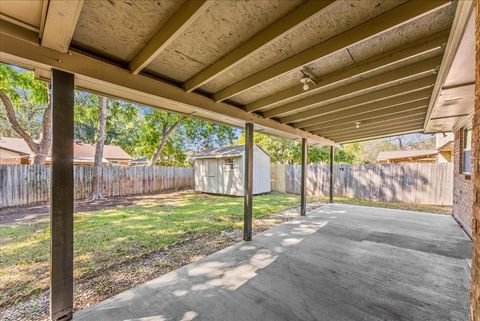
[0,0,474,145]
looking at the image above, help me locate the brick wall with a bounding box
[471,1,480,319]
[453,129,474,237]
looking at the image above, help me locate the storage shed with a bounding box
[191,145,270,196]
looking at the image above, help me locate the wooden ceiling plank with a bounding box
[314,116,426,136]
[337,129,422,144]
[183,0,335,92]
[213,0,450,102]
[246,30,448,112]
[280,76,435,124]
[129,0,213,75]
[312,105,426,133]
[41,0,84,53]
[264,55,441,119]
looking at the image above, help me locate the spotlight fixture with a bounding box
[355,121,362,129]
[300,70,316,91]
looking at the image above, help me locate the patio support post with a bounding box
[50,69,75,321]
[244,122,254,241]
[329,146,334,203]
[300,138,307,216]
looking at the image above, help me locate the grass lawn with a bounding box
[0,192,301,307]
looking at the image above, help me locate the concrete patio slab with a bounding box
[74,204,472,321]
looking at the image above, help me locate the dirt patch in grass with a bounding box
[0,202,318,321]
[0,190,195,226]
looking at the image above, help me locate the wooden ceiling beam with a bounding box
[336,129,423,144]
[245,30,448,112]
[296,90,431,130]
[327,123,424,142]
[313,115,426,136]
[212,0,450,102]
[182,0,335,92]
[41,0,84,53]
[129,0,213,75]
[280,76,435,125]
[307,105,427,134]
[264,55,441,119]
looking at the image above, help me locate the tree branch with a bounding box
[0,91,39,153]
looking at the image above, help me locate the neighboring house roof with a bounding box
[0,137,31,155]
[191,144,269,159]
[377,150,438,162]
[0,137,132,160]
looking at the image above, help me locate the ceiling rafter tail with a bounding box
[337,129,423,144]
[212,0,450,102]
[314,117,426,136]
[264,55,441,119]
[41,0,84,53]
[280,77,435,124]
[245,29,449,113]
[129,0,213,75]
[310,111,426,135]
[327,124,425,141]
[182,0,336,92]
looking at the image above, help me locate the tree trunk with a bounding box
[149,116,184,166]
[0,90,52,165]
[90,96,108,201]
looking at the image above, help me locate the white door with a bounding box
[207,160,218,193]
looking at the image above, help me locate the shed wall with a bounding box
[193,145,270,196]
[194,157,243,195]
[253,145,271,194]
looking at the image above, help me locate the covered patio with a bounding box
[74,204,471,321]
[0,0,478,320]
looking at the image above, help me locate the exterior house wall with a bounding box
[470,2,479,319]
[453,129,474,237]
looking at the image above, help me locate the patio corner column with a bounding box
[300,138,307,216]
[329,146,334,204]
[244,122,253,241]
[50,69,75,321]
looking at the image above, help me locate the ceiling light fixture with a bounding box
[355,121,362,129]
[300,70,316,91]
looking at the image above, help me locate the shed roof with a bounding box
[0,0,474,144]
[191,144,269,159]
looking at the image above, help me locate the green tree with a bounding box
[74,96,237,167]
[0,64,51,164]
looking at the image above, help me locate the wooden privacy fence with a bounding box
[0,165,194,208]
[272,163,453,205]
